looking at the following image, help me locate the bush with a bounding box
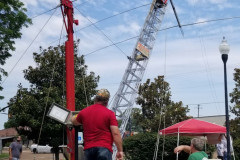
[4,142,11,147]
[233,138,240,160]
[123,132,191,160]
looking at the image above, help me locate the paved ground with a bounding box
[2,149,65,160]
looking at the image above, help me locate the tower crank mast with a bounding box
[110,0,168,158]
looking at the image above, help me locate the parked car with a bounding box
[30,144,53,153]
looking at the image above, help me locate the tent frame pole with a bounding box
[176,129,179,160]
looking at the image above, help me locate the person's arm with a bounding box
[110,125,123,160]
[9,146,12,160]
[19,146,22,159]
[174,145,191,154]
[71,114,81,126]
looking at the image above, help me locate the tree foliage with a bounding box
[133,76,190,132]
[123,132,191,160]
[229,68,240,159]
[230,68,240,116]
[229,118,240,159]
[4,42,99,151]
[232,136,240,160]
[0,0,31,99]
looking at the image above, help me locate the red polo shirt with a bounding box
[76,104,118,152]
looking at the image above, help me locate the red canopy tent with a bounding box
[159,118,226,136]
[159,119,227,160]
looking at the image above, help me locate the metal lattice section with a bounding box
[111,0,167,158]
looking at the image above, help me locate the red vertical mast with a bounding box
[61,0,78,160]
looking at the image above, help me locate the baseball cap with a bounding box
[96,89,110,99]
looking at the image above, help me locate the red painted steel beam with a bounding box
[61,0,78,160]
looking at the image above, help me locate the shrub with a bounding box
[233,138,240,160]
[4,142,11,147]
[123,132,190,160]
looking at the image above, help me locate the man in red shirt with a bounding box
[71,89,123,160]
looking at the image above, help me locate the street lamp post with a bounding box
[219,36,231,160]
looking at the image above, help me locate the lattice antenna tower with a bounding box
[110,0,168,141]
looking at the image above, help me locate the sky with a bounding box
[1,0,240,130]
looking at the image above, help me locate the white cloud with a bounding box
[78,29,111,54]
[74,14,98,28]
[185,0,227,5]
[40,0,59,5]
[217,3,240,10]
[100,21,141,43]
[1,0,240,129]
[22,0,59,8]
[195,18,207,23]
[194,18,209,27]
[21,0,38,7]
[116,22,141,35]
[209,0,227,4]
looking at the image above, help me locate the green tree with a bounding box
[133,76,190,132]
[230,68,240,116]
[0,0,31,99]
[230,68,240,159]
[4,42,99,159]
[229,118,240,159]
[126,108,144,133]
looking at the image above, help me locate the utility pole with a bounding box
[129,116,132,135]
[197,104,202,117]
[187,104,202,117]
[61,0,78,160]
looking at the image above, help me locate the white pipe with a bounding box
[230,136,235,160]
[204,136,206,152]
[176,129,179,160]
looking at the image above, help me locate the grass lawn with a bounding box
[0,153,8,159]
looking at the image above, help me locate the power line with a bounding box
[84,36,138,56]
[31,5,59,19]
[181,5,235,116]
[0,2,151,85]
[37,11,65,146]
[83,15,240,56]
[34,4,240,57]
[183,16,240,27]
[75,3,151,32]
[165,64,238,79]
[190,1,221,114]
[2,7,59,85]
[187,101,225,106]
[4,4,238,83]
[28,0,240,54]
[30,1,88,19]
[74,7,128,57]
[159,16,240,31]
[45,3,151,46]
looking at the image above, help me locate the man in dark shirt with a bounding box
[9,136,22,160]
